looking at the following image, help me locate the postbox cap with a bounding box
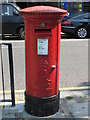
[19,6,67,18]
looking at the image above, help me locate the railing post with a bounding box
[8,44,15,106]
[0,44,5,103]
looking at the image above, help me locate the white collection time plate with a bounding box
[37,38,48,55]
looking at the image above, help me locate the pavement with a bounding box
[0,89,89,119]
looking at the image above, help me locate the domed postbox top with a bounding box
[19,6,67,18]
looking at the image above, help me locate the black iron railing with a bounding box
[0,43,15,106]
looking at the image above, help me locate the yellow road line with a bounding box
[0,86,90,94]
[0,101,24,106]
[0,102,5,106]
[15,94,18,102]
[60,86,90,91]
[0,90,25,94]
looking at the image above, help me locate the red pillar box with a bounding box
[19,6,67,117]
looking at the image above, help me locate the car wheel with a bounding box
[77,27,87,39]
[18,28,25,40]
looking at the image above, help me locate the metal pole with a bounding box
[8,44,15,106]
[58,0,60,8]
[0,44,5,102]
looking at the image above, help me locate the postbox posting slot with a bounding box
[35,29,51,33]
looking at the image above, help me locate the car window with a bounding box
[83,13,89,19]
[72,14,87,19]
[2,4,18,16]
[82,13,90,20]
[13,4,20,11]
[88,13,90,19]
[72,13,90,20]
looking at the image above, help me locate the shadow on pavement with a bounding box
[1,36,22,40]
[79,82,90,87]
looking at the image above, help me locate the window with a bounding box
[67,2,82,14]
[72,14,87,20]
[88,13,90,19]
[67,2,73,13]
[83,13,88,19]
[2,4,18,16]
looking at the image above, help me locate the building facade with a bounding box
[61,1,89,16]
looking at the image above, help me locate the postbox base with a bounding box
[25,91,60,117]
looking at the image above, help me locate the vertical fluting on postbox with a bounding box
[19,6,67,117]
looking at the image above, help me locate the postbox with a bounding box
[19,6,67,117]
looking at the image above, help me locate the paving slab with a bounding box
[1,102,66,119]
[69,102,88,118]
[60,90,89,119]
